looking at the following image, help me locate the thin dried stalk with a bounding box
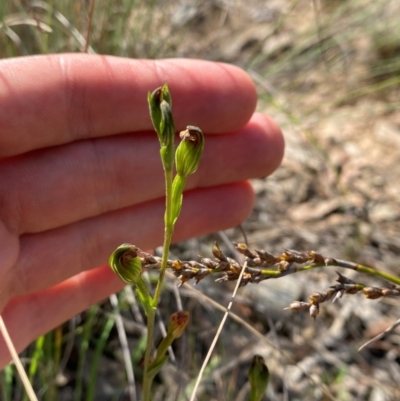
[127,242,400,287]
[358,317,400,351]
[0,316,38,401]
[118,242,400,320]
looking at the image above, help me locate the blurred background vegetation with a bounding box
[1,1,400,400]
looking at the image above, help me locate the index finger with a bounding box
[0,54,257,157]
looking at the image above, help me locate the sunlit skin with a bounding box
[0,54,284,368]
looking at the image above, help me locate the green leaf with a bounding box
[147,355,168,380]
[135,286,155,317]
[248,355,269,401]
[170,174,185,225]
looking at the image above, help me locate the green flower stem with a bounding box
[143,84,176,401]
[142,307,155,401]
[155,168,175,307]
[143,168,175,401]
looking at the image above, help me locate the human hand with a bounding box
[0,54,284,368]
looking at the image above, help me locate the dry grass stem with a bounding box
[189,261,248,401]
[358,317,400,352]
[118,242,400,322]
[0,316,38,401]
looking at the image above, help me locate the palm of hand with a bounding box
[0,54,283,368]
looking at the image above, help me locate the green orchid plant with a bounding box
[109,83,204,401]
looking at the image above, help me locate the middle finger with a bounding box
[1,113,281,236]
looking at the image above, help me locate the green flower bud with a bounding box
[248,355,269,401]
[175,125,204,178]
[167,310,189,339]
[148,87,162,135]
[148,311,190,378]
[148,83,175,149]
[109,244,142,284]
